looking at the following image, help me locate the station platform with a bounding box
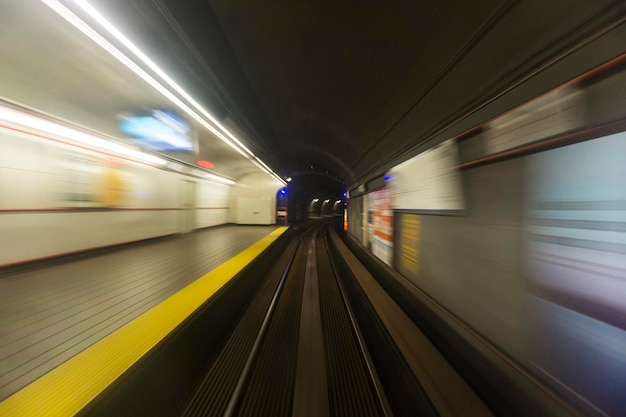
[0,225,287,416]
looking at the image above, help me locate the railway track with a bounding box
[82,219,480,417]
[181,219,404,416]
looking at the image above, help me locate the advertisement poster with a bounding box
[395,213,420,280]
[56,149,127,207]
[389,139,464,212]
[370,187,393,266]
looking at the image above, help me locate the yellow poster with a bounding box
[399,214,420,276]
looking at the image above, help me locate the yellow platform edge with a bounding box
[0,226,288,417]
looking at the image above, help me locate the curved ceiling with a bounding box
[112,0,623,189]
[0,0,269,182]
[4,0,625,192]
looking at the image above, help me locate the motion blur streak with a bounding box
[347,61,626,416]
[70,0,255,158]
[0,103,165,166]
[526,131,626,416]
[206,173,236,185]
[40,0,286,185]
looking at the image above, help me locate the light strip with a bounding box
[0,104,166,166]
[41,0,286,186]
[40,0,249,158]
[205,173,236,185]
[72,0,255,158]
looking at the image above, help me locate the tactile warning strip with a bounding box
[0,227,288,417]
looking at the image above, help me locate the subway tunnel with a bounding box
[0,1,625,416]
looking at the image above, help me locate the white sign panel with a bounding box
[389,139,465,211]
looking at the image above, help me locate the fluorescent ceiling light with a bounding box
[0,104,166,166]
[72,0,253,156]
[205,173,235,185]
[41,0,286,186]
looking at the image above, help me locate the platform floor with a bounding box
[0,225,279,402]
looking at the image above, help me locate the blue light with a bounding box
[384,175,393,182]
[280,188,287,195]
[342,192,347,197]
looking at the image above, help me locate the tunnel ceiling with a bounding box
[33,1,626,189]
[131,0,623,188]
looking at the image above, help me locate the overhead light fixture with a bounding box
[0,103,166,166]
[41,0,286,186]
[286,177,292,182]
[205,173,235,185]
[70,0,254,154]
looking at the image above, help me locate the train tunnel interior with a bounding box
[4,0,623,207]
[1,1,626,416]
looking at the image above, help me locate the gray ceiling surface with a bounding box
[25,1,626,188]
